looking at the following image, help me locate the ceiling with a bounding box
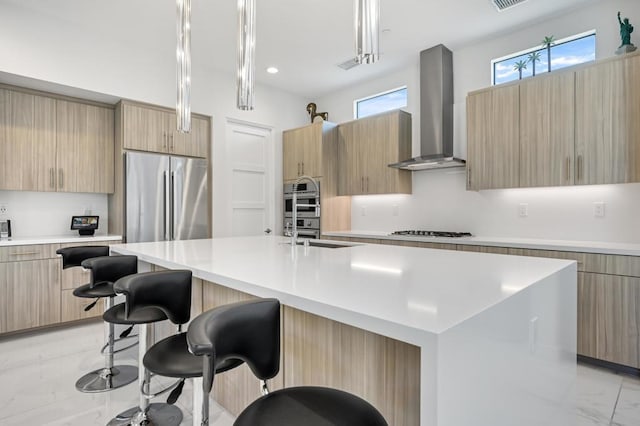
[6,0,595,98]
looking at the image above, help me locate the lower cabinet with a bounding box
[0,259,60,333]
[578,272,640,369]
[0,239,122,335]
[327,235,640,370]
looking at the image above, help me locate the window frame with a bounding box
[491,29,596,85]
[353,85,408,119]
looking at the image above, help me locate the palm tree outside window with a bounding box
[491,30,596,85]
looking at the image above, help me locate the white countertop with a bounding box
[110,236,573,343]
[0,234,122,247]
[323,230,640,256]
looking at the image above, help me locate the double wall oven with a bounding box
[283,182,321,239]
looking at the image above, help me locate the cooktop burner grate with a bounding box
[391,230,473,238]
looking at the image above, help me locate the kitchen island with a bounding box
[111,236,577,426]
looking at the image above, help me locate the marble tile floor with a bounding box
[1,321,639,426]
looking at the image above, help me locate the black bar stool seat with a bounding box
[103,303,168,325]
[235,386,388,426]
[143,333,243,378]
[72,281,116,299]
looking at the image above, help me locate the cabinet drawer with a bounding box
[57,239,121,250]
[0,244,60,262]
[60,289,103,323]
[459,245,510,255]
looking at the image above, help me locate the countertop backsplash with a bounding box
[0,190,109,238]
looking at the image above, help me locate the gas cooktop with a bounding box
[390,230,473,238]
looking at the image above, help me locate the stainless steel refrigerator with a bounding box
[125,152,208,243]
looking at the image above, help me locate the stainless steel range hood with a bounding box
[389,44,466,171]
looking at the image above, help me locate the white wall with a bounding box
[317,0,640,243]
[0,1,308,238]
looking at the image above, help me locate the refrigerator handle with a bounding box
[163,171,169,241]
[171,171,176,240]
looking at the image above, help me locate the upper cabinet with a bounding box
[466,51,640,190]
[575,54,640,185]
[466,85,520,190]
[338,110,412,195]
[519,72,575,187]
[283,120,324,180]
[0,86,114,194]
[120,101,209,158]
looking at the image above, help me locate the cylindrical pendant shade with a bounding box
[177,0,192,132]
[355,0,380,64]
[237,0,256,110]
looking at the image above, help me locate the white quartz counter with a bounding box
[323,230,640,256]
[111,236,573,340]
[111,236,577,426]
[0,234,122,247]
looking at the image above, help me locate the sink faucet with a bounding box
[291,175,320,246]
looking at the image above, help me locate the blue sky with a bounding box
[494,35,596,84]
[357,87,408,118]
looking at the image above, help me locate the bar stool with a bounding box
[105,270,195,426]
[186,299,388,426]
[56,247,138,392]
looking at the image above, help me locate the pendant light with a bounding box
[176,0,191,132]
[355,0,380,64]
[237,0,256,110]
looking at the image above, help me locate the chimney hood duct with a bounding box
[388,44,466,171]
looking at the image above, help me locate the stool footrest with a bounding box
[141,376,184,400]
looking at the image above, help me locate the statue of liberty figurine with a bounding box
[616,11,637,54]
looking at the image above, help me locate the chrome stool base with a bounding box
[106,403,183,426]
[75,365,138,393]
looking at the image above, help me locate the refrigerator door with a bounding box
[170,156,208,240]
[126,152,170,243]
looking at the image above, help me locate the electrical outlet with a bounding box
[518,203,528,217]
[0,204,7,215]
[360,206,367,216]
[594,202,605,218]
[392,205,399,217]
[83,206,92,215]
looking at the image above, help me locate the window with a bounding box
[354,86,407,119]
[492,31,596,85]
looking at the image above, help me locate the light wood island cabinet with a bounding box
[338,109,412,195]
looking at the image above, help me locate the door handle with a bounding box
[58,169,64,189]
[171,171,176,240]
[163,171,168,240]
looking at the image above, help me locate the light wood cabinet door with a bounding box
[122,103,171,154]
[283,122,323,181]
[171,116,209,158]
[2,259,61,333]
[575,55,640,185]
[466,85,520,190]
[0,89,57,192]
[578,272,640,368]
[56,100,114,193]
[338,111,411,195]
[520,72,575,187]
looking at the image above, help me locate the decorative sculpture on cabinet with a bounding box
[616,11,636,54]
[306,103,329,123]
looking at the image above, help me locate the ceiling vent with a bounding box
[338,58,360,71]
[492,0,529,11]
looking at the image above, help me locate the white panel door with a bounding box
[226,119,274,237]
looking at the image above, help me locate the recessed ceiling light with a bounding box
[266,67,279,74]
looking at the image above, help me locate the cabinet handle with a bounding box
[59,169,64,188]
[565,157,570,182]
[163,131,167,149]
[49,168,54,188]
[361,177,364,192]
[302,162,304,175]
[170,134,174,151]
[10,252,39,256]
[366,176,369,192]
[577,155,583,182]
[467,166,471,187]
